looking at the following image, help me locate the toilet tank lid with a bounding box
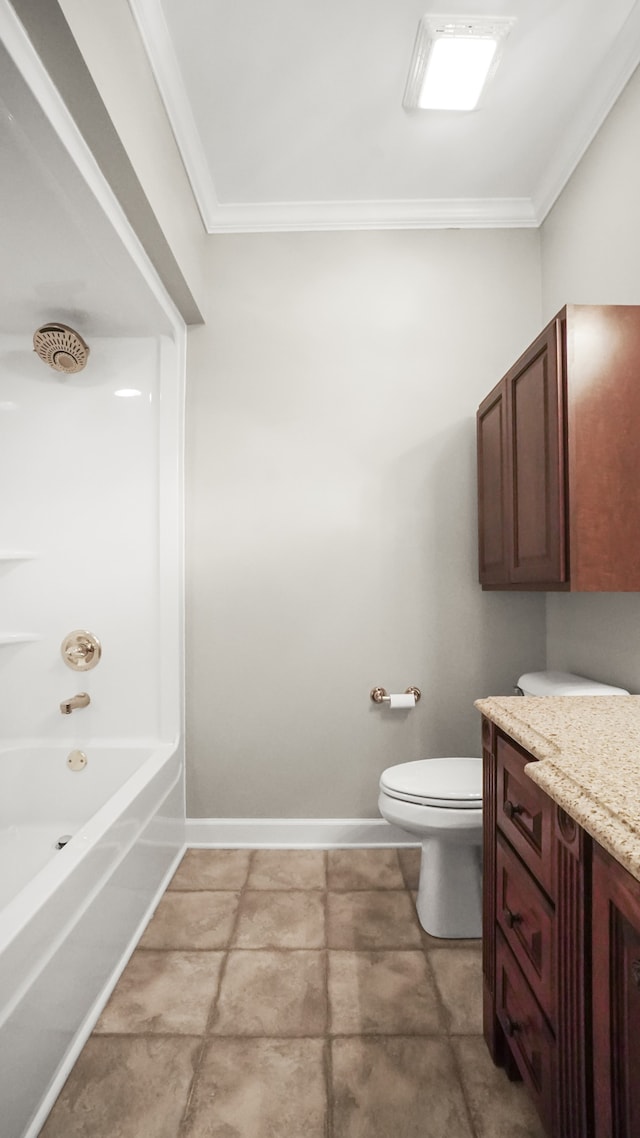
[517,670,629,696]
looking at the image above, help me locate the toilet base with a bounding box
[416,837,482,939]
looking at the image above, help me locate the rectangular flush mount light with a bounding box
[403,15,515,111]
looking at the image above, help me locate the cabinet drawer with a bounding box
[496,831,555,1026]
[496,733,554,897]
[496,930,556,1132]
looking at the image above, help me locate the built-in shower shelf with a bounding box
[0,551,38,561]
[0,633,43,644]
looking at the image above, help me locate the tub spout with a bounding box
[60,692,90,715]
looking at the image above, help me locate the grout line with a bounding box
[166,886,431,892]
[447,1036,481,1138]
[92,1028,482,1040]
[322,861,333,1136]
[421,946,453,1035]
[175,852,254,1136]
[175,1035,206,1135]
[324,1035,333,1138]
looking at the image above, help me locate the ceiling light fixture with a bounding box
[403,15,515,112]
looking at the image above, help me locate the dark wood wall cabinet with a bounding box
[477,304,640,590]
[482,716,640,1138]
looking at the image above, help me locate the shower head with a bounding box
[33,323,90,373]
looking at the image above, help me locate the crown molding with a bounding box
[203,196,539,232]
[532,3,640,223]
[127,0,219,226]
[528,10,637,223]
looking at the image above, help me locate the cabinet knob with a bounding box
[504,1014,520,1037]
[504,800,524,820]
[503,908,522,929]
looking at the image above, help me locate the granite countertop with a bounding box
[475,694,640,882]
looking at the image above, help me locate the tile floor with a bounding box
[39,848,546,1138]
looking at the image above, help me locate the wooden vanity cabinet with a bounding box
[592,843,640,1138]
[477,304,640,591]
[482,718,591,1137]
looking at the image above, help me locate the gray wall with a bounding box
[185,229,546,818]
[541,66,640,694]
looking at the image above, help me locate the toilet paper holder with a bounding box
[370,686,421,704]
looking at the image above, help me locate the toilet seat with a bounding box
[379,757,482,810]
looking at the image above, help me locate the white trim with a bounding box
[127,0,219,230]
[186,818,419,848]
[532,3,640,222]
[203,196,539,232]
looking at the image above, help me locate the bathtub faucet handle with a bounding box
[60,692,90,715]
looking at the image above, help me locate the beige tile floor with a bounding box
[39,848,546,1138]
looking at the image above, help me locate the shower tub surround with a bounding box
[0,742,184,1138]
[0,331,185,1138]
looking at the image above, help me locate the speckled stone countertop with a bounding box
[475,695,640,882]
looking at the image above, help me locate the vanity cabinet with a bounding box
[483,716,640,1137]
[592,843,640,1138]
[477,304,640,591]
[482,718,590,1137]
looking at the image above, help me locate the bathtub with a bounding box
[0,742,185,1138]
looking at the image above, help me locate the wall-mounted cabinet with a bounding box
[477,305,640,590]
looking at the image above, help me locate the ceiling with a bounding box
[129,0,640,233]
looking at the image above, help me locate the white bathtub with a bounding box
[0,742,185,1138]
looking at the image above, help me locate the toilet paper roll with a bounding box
[388,692,416,709]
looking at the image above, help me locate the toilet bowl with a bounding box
[378,757,483,939]
[377,670,630,939]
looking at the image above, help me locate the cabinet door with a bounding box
[477,380,510,585]
[496,832,555,1025]
[495,931,556,1133]
[592,845,640,1138]
[506,319,567,585]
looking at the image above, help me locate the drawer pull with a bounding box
[504,800,524,820]
[504,1014,520,1037]
[503,907,522,929]
[632,959,640,990]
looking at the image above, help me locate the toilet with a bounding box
[378,669,629,940]
[379,756,482,939]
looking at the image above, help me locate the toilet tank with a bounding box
[516,670,629,696]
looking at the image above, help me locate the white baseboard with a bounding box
[185,818,419,848]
